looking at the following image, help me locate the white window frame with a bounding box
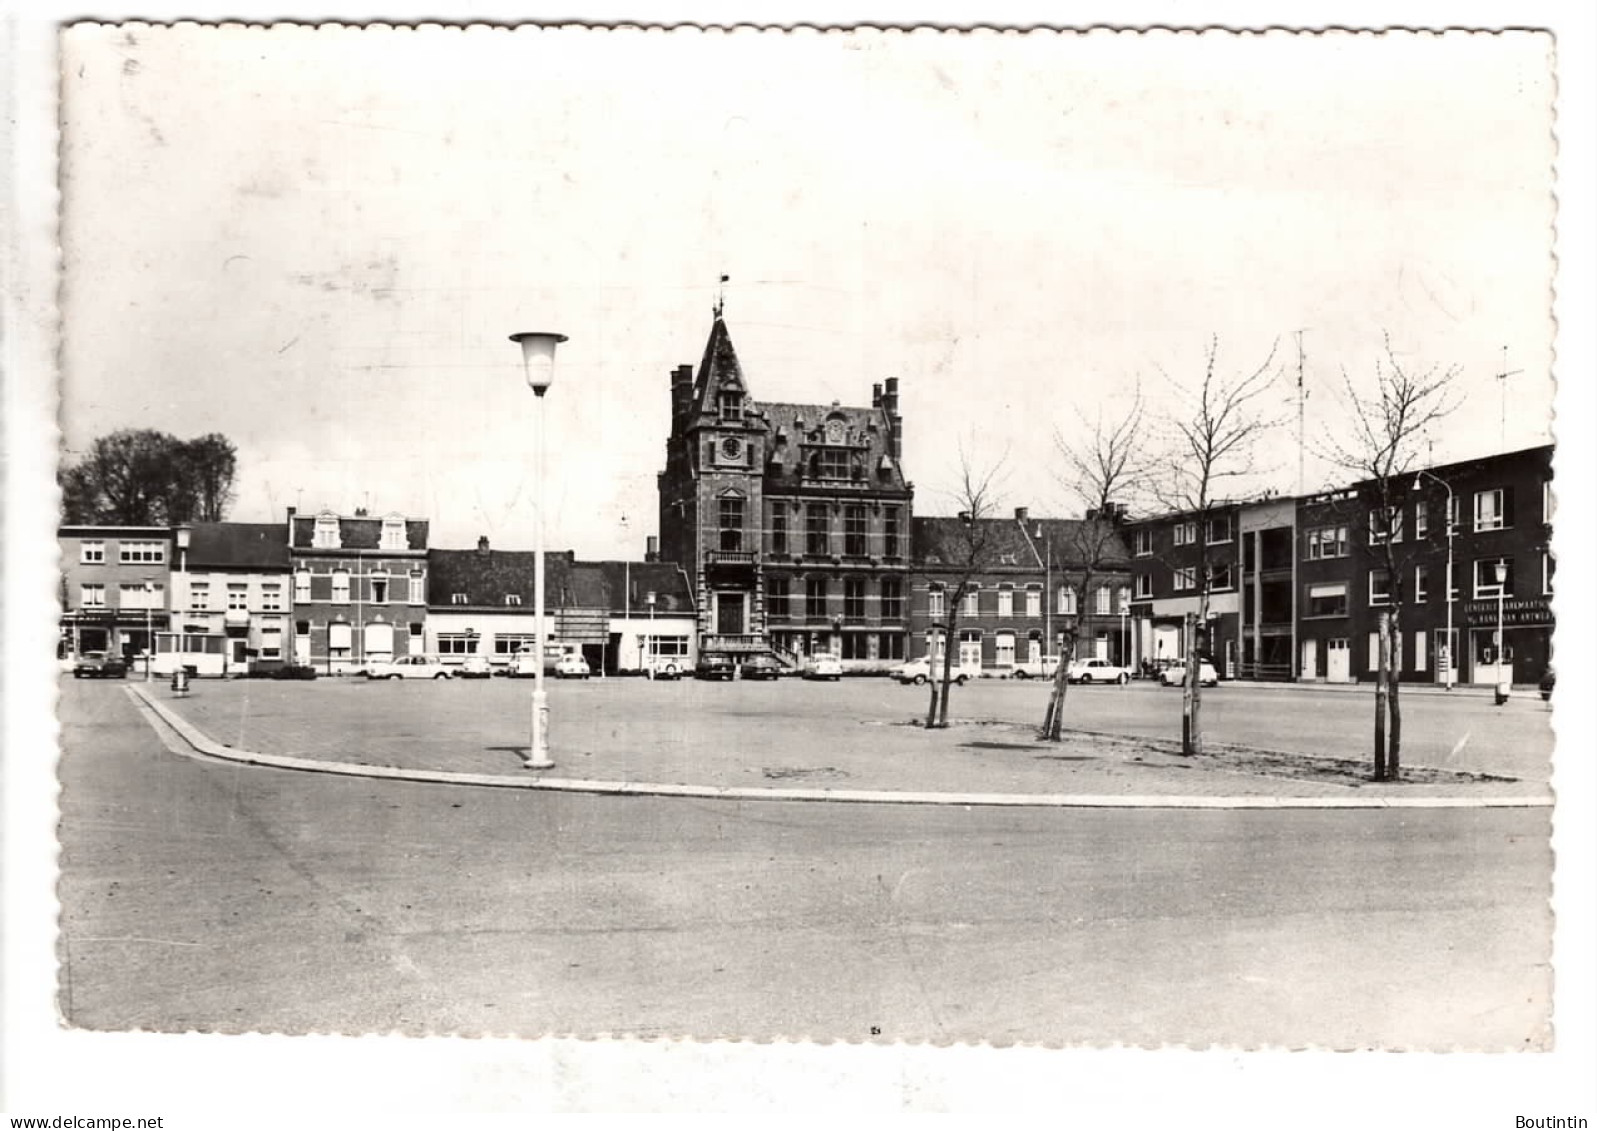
[262,584,284,612]
[1543,480,1554,524]
[505,594,522,606]
[927,587,945,619]
[313,516,341,549]
[1414,631,1427,673]
[80,583,106,608]
[1414,500,1428,539]
[409,573,425,604]
[1473,558,1513,600]
[1024,587,1041,617]
[1306,525,1349,561]
[996,587,1014,618]
[1095,586,1112,614]
[331,570,350,603]
[1368,507,1403,546]
[1135,574,1152,599]
[1368,569,1392,606]
[79,541,105,564]
[1543,552,1553,596]
[118,540,166,564]
[1206,514,1232,545]
[294,571,311,601]
[191,582,211,611]
[961,588,980,617]
[1134,529,1153,557]
[1173,567,1196,592]
[1473,489,1505,533]
[1211,563,1235,592]
[380,518,406,551]
[1173,521,1196,547]
[1413,565,1429,604]
[1057,587,1077,615]
[226,584,249,611]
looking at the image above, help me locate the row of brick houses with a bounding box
[57,311,1554,686]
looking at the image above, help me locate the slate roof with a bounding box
[427,549,577,609]
[912,516,1131,572]
[290,512,429,551]
[685,316,748,420]
[186,522,292,570]
[588,561,695,616]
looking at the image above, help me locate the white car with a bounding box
[890,657,979,686]
[507,650,542,678]
[802,654,844,681]
[366,655,452,680]
[1008,655,1063,680]
[1160,660,1220,688]
[1066,657,1132,684]
[456,655,493,679]
[554,654,592,679]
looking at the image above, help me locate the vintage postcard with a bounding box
[7,12,1594,1121]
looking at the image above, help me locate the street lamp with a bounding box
[645,590,656,678]
[510,330,568,770]
[143,575,154,682]
[1495,557,1509,702]
[1412,470,1456,690]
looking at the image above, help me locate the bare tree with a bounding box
[1040,395,1148,741]
[1151,335,1281,756]
[920,448,1006,729]
[1320,333,1462,780]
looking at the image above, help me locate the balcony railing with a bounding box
[702,633,766,653]
[706,549,756,566]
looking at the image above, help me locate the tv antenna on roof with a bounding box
[1494,345,1522,450]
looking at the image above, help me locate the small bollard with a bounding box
[171,668,191,698]
[1494,680,1510,707]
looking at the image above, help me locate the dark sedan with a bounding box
[72,651,128,679]
[694,653,736,681]
[740,655,784,681]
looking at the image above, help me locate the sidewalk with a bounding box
[126,680,1551,810]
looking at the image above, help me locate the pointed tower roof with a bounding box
[686,316,752,423]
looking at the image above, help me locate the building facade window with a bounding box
[1173,522,1197,547]
[772,508,789,555]
[718,495,745,552]
[261,584,283,611]
[718,391,741,420]
[1211,563,1235,591]
[1306,526,1349,560]
[1134,529,1153,557]
[80,583,106,608]
[1543,552,1554,595]
[997,587,1014,618]
[805,577,828,620]
[1473,488,1508,532]
[1095,586,1112,614]
[1368,506,1403,545]
[380,517,406,550]
[841,633,870,660]
[844,578,866,621]
[328,622,353,658]
[961,588,980,617]
[881,578,903,621]
[1306,582,1348,618]
[1173,567,1196,591]
[1207,514,1232,544]
[450,592,468,605]
[259,626,283,660]
[844,506,867,556]
[1414,565,1429,603]
[1473,558,1515,599]
[767,578,790,619]
[816,448,850,480]
[436,633,479,655]
[294,571,311,601]
[120,582,164,610]
[879,633,905,660]
[118,540,166,564]
[504,594,522,606]
[331,570,350,603]
[928,585,945,619]
[371,575,389,604]
[1135,574,1152,599]
[190,582,211,610]
[1058,587,1077,615]
[226,584,248,611]
[80,541,105,564]
[995,631,1016,667]
[883,507,901,559]
[493,635,537,656]
[408,572,425,604]
[1368,569,1392,606]
[805,505,829,556]
[1414,500,1429,538]
[313,515,341,548]
[1025,586,1041,617]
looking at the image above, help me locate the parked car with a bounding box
[802,654,844,681]
[695,652,736,681]
[644,655,684,681]
[741,654,784,681]
[1066,657,1133,684]
[72,651,128,679]
[457,655,493,679]
[1540,665,1556,701]
[554,654,592,679]
[1008,655,1063,680]
[507,650,543,678]
[366,655,452,680]
[1159,660,1220,688]
[889,656,978,686]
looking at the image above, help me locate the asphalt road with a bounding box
[57,680,1552,1048]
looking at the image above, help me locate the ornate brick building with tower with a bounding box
[657,310,915,671]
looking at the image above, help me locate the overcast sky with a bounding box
[58,25,1556,556]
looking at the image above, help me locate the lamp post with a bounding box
[510,330,567,770]
[1494,557,1509,704]
[646,590,657,677]
[143,576,154,681]
[1118,586,1130,679]
[1412,470,1456,689]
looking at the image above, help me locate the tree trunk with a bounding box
[1182,611,1202,756]
[1041,626,1076,742]
[1387,611,1402,780]
[928,614,959,729]
[1373,611,1390,780]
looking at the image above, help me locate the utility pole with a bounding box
[1295,329,1308,496]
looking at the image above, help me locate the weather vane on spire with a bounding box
[714,274,729,319]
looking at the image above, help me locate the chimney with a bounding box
[1014,506,1029,524]
[477,535,490,554]
[670,364,694,427]
[882,376,902,461]
[872,382,883,408]
[646,534,659,563]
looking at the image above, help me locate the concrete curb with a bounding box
[127,686,1553,812]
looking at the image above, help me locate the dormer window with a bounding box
[718,391,741,420]
[380,516,406,550]
[313,514,341,549]
[505,594,522,606]
[451,592,468,605]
